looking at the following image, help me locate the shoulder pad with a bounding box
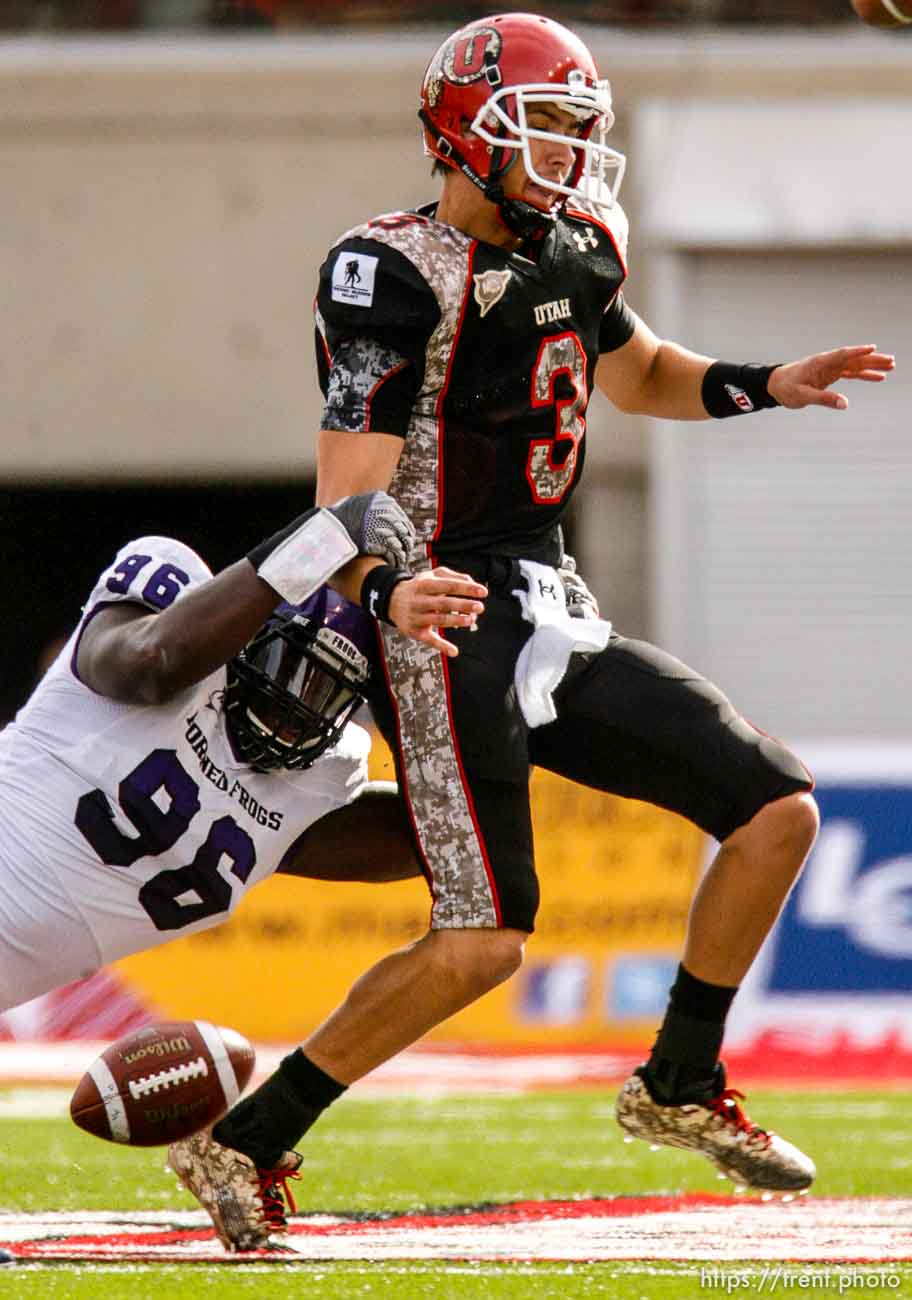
[85,536,212,617]
[117,536,212,582]
[564,199,629,270]
[335,210,430,245]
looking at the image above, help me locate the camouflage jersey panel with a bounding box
[321,205,627,567]
[321,213,501,928]
[342,215,476,565]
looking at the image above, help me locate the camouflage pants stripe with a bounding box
[378,624,501,930]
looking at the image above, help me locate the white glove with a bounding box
[557,553,599,620]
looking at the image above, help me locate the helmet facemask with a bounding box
[472,70,625,231]
[225,612,369,772]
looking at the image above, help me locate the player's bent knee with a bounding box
[775,790,820,857]
[485,927,527,984]
[730,790,819,867]
[428,926,527,995]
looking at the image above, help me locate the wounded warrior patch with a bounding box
[332,252,378,307]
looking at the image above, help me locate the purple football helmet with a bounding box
[225,588,375,771]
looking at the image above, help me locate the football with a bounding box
[70,1019,255,1146]
[850,0,911,27]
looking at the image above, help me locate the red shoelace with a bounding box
[708,1088,772,1148]
[257,1167,302,1228]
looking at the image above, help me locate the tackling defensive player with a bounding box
[169,12,896,1251]
[0,489,486,1010]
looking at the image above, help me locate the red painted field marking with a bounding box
[2,1196,910,1264]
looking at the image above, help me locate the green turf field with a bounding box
[1,1087,910,1298]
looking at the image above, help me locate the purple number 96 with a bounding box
[106,553,190,610]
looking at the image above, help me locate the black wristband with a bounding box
[701,362,781,419]
[360,564,411,625]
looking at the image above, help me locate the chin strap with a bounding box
[419,108,559,242]
[482,180,556,242]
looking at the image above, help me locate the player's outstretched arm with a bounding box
[277,781,423,882]
[595,313,715,420]
[77,492,412,706]
[76,558,285,705]
[596,314,896,421]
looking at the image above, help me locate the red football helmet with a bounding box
[419,12,625,232]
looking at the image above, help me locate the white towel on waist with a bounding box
[512,559,612,728]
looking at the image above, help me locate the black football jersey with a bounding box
[316,200,631,564]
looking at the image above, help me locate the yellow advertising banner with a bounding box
[115,731,706,1046]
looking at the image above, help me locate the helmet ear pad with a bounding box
[224,611,369,772]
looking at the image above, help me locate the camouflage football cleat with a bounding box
[168,1128,302,1252]
[615,1067,816,1193]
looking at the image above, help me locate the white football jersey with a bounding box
[0,537,370,1010]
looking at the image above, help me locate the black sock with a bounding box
[644,964,738,1103]
[213,1050,347,1167]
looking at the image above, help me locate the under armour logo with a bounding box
[571,226,598,252]
[537,580,558,600]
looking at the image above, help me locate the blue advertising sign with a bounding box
[768,784,912,992]
[519,958,592,1025]
[728,746,912,1045]
[606,955,679,1020]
